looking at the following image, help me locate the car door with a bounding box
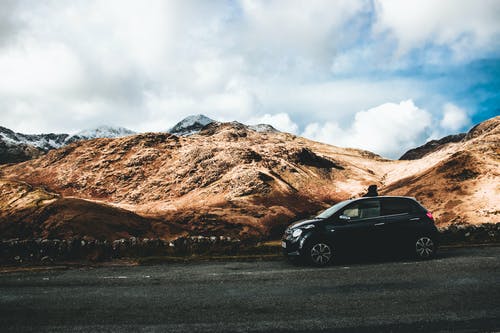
[324,199,383,254]
[380,198,419,250]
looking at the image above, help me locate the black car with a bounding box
[282,196,439,266]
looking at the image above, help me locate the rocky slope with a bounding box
[0,116,498,241]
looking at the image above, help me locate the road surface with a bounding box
[1,246,499,332]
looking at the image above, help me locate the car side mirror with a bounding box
[339,215,351,221]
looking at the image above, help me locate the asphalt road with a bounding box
[1,246,499,332]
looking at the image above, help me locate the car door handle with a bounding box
[374,222,385,226]
[410,217,420,221]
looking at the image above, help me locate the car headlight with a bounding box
[292,229,303,238]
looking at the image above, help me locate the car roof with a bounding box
[350,196,417,202]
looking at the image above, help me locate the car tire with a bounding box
[306,241,333,267]
[414,236,436,259]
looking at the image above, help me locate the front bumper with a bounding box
[281,238,302,256]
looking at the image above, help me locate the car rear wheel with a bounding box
[308,242,333,267]
[415,236,436,259]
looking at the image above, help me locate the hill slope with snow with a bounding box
[0,125,135,164]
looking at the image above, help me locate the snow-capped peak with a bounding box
[70,125,135,140]
[248,124,279,133]
[169,114,215,136]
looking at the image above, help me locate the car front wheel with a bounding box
[307,242,333,267]
[415,236,436,259]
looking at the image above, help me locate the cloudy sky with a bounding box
[0,0,499,158]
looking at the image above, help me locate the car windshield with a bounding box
[315,200,352,219]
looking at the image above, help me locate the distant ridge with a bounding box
[399,133,466,160]
[0,125,135,164]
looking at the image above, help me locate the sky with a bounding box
[0,0,499,159]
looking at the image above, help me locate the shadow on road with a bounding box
[286,249,454,268]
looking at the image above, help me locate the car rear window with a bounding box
[381,198,414,216]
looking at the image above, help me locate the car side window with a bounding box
[381,198,412,216]
[341,200,381,221]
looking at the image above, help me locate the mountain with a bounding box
[168,114,215,136]
[0,116,498,241]
[399,133,466,160]
[0,125,135,164]
[0,121,384,240]
[1,115,277,164]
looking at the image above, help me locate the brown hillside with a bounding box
[0,122,386,240]
[0,179,185,240]
[382,116,500,225]
[0,116,498,240]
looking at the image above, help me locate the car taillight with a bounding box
[426,212,434,220]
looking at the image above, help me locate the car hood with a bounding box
[288,218,322,229]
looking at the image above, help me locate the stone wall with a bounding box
[1,223,499,265]
[438,223,500,245]
[0,236,241,265]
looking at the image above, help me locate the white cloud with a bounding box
[0,0,495,152]
[373,0,500,60]
[247,113,299,134]
[440,103,470,132]
[240,0,365,63]
[0,1,237,133]
[0,41,83,95]
[302,100,433,159]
